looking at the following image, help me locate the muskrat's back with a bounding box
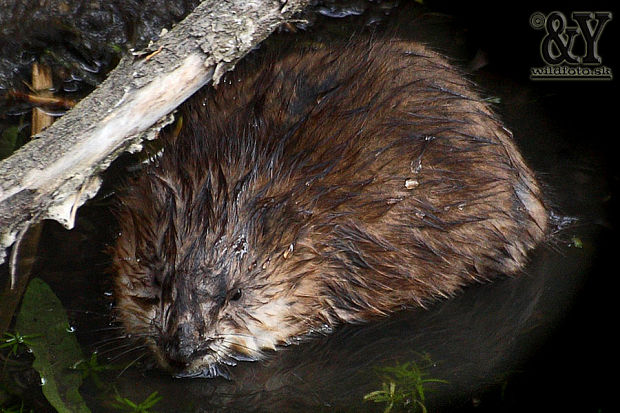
[112,39,548,378]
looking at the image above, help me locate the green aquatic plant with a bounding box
[71,352,120,389]
[363,356,447,413]
[0,332,40,357]
[112,391,162,413]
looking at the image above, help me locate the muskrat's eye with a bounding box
[230,288,242,301]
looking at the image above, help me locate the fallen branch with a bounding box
[0,0,310,266]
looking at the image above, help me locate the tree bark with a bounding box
[0,0,310,266]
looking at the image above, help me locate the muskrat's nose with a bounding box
[163,323,197,369]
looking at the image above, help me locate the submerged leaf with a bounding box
[15,278,91,413]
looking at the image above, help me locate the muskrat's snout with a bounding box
[159,323,233,379]
[161,323,203,370]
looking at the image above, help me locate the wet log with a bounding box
[0,0,310,267]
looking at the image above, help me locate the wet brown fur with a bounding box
[111,39,548,377]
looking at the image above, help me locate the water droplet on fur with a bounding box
[405,179,419,189]
[411,160,422,174]
[283,243,294,259]
[549,211,578,232]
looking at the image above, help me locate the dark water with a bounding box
[0,0,202,89]
[1,1,617,412]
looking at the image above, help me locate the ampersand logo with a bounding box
[530,11,613,80]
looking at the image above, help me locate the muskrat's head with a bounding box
[110,132,339,379]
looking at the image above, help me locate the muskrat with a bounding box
[111,38,548,378]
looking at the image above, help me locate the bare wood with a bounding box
[30,63,55,135]
[18,62,53,291]
[0,0,310,265]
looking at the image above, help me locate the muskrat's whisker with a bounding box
[89,331,150,348]
[106,344,148,363]
[89,334,131,348]
[96,341,143,358]
[217,339,264,354]
[117,351,148,378]
[214,333,275,347]
[92,339,143,354]
[213,332,261,341]
[209,342,227,355]
[65,309,111,317]
[92,337,126,353]
[92,334,150,354]
[92,326,126,333]
[210,342,256,364]
[79,325,125,334]
[216,338,252,350]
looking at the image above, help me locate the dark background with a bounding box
[436,0,617,411]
